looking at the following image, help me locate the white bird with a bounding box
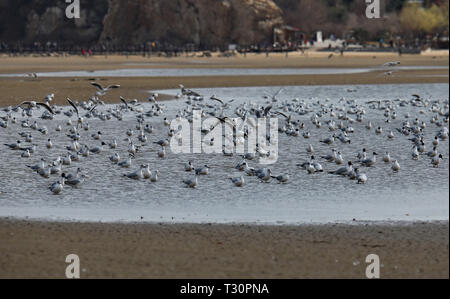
[142,165,152,179]
[49,174,66,195]
[272,174,290,183]
[322,149,337,162]
[355,169,368,184]
[183,174,198,188]
[431,154,443,168]
[150,170,159,182]
[229,176,245,187]
[118,154,133,168]
[27,158,46,172]
[256,168,272,182]
[21,149,31,158]
[306,162,316,174]
[89,142,106,154]
[329,162,353,176]
[124,165,145,180]
[361,152,378,167]
[110,153,120,164]
[383,152,391,163]
[195,165,210,175]
[335,152,344,165]
[16,101,55,115]
[375,127,383,134]
[432,136,439,146]
[109,140,117,149]
[185,161,194,172]
[411,147,419,160]
[91,82,120,96]
[62,154,72,166]
[392,160,401,172]
[158,146,166,158]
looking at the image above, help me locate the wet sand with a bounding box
[0,52,448,107]
[0,219,447,279]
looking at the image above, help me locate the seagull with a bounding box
[383,152,391,163]
[65,168,82,182]
[329,162,353,176]
[321,149,337,162]
[118,154,133,168]
[16,101,55,115]
[256,168,272,182]
[355,169,368,184]
[67,98,96,128]
[66,174,88,188]
[46,139,53,149]
[27,158,46,172]
[195,165,210,175]
[361,152,378,167]
[183,174,199,188]
[229,176,245,187]
[392,160,401,172]
[142,165,151,179]
[49,174,66,195]
[431,154,443,168]
[150,170,159,182]
[320,135,336,145]
[335,152,344,165]
[123,165,146,180]
[158,146,166,158]
[383,61,400,67]
[154,139,169,147]
[185,161,194,172]
[4,141,22,150]
[272,174,290,183]
[21,149,31,158]
[110,153,120,164]
[91,82,120,96]
[89,142,106,154]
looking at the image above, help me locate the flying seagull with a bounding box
[90,82,120,96]
[16,101,55,115]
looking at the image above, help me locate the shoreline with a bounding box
[1,214,448,226]
[0,53,447,107]
[0,71,448,108]
[0,218,448,278]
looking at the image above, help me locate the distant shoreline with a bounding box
[0,52,448,108]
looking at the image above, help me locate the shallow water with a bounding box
[0,66,447,78]
[0,83,448,224]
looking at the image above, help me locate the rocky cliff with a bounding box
[0,0,283,47]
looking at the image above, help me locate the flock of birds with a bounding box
[0,73,449,195]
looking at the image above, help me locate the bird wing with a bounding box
[90,82,104,91]
[120,96,129,109]
[67,98,79,117]
[274,88,283,97]
[89,105,97,113]
[264,105,273,116]
[36,102,55,115]
[210,96,224,105]
[16,101,32,109]
[276,111,288,118]
[106,85,120,90]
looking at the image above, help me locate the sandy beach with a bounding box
[0,52,448,107]
[0,219,448,279]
